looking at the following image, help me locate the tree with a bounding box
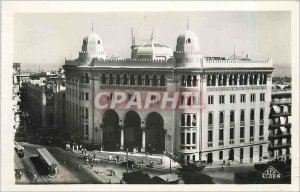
[177,162,214,184]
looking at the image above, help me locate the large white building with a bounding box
[63,26,273,164]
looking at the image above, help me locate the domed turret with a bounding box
[176,30,200,52]
[174,27,202,68]
[79,31,106,61]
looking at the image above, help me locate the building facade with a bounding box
[268,84,291,162]
[63,28,273,164]
[21,72,66,136]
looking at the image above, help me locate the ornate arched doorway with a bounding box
[124,111,142,151]
[102,109,120,151]
[145,112,165,154]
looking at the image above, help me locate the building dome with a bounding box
[83,32,102,46]
[132,41,173,60]
[176,30,200,52]
[80,31,106,60]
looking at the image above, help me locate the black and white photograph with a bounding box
[1,1,299,191]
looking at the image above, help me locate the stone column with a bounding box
[141,126,146,152]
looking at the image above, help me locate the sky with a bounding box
[14,12,291,76]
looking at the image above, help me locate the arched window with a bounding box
[240,110,245,122]
[212,75,216,86]
[222,74,227,86]
[123,74,128,85]
[152,75,158,86]
[84,73,89,83]
[230,111,235,123]
[239,74,244,85]
[181,75,186,86]
[181,114,185,126]
[260,109,264,120]
[116,74,121,85]
[207,75,211,86]
[83,39,87,44]
[218,74,222,86]
[187,115,191,126]
[234,74,238,85]
[250,109,255,121]
[187,75,192,87]
[259,74,263,85]
[208,113,213,125]
[219,111,224,124]
[250,74,253,85]
[160,75,166,86]
[193,75,197,87]
[130,74,135,85]
[137,74,142,85]
[192,114,197,126]
[244,74,248,85]
[263,74,267,84]
[145,74,150,86]
[109,74,113,85]
[187,38,191,43]
[98,40,100,44]
[101,73,106,84]
[254,74,258,85]
[229,75,233,85]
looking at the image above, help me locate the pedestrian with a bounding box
[63,160,66,165]
[86,158,89,165]
[33,174,37,183]
[80,144,82,149]
[109,155,112,161]
[81,148,84,154]
[123,155,126,162]
[221,165,224,171]
[76,145,79,150]
[115,157,117,164]
[78,164,81,170]
[91,162,94,168]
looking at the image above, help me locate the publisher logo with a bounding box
[262,166,281,179]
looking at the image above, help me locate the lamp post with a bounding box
[169,155,172,174]
[126,148,129,173]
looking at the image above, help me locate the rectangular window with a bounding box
[260,93,265,101]
[192,132,196,144]
[230,128,234,139]
[85,92,89,100]
[85,108,89,120]
[259,145,263,157]
[240,127,245,138]
[219,129,224,141]
[250,126,254,137]
[250,93,256,102]
[240,94,246,103]
[240,148,244,160]
[219,151,223,160]
[208,95,214,105]
[187,133,190,144]
[240,110,245,122]
[208,130,213,142]
[250,147,253,158]
[259,125,264,136]
[85,124,89,136]
[230,94,236,103]
[219,95,225,104]
[181,132,185,145]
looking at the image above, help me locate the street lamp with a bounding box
[126,148,129,173]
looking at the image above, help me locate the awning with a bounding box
[280,126,287,133]
[272,106,280,114]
